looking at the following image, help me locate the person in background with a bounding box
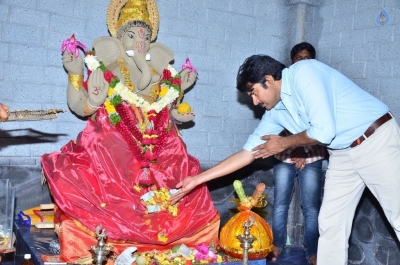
[170,53,400,265]
[0,103,9,122]
[270,42,325,265]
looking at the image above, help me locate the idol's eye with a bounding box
[127,33,135,39]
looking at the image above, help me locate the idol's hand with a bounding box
[180,68,197,92]
[170,108,195,123]
[169,176,200,205]
[251,134,284,159]
[62,50,83,74]
[0,103,9,122]
[88,69,108,107]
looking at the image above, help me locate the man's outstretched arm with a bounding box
[169,149,254,204]
[251,131,321,159]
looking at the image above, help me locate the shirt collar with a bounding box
[274,68,290,110]
[277,68,301,125]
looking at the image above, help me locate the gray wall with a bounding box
[0,0,289,167]
[0,0,399,168]
[314,0,400,117]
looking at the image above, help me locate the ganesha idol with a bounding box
[41,0,220,262]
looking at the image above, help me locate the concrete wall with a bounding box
[313,0,400,118]
[1,1,399,262]
[2,0,398,168]
[0,0,289,168]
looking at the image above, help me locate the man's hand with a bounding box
[169,150,255,204]
[251,134,285,159]
[290,147,307,169]
[253,131,320,160]
[169,176,200,205]
[0,103,9,122]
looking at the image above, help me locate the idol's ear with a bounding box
[92,36,127,68]
[148,42,174,74]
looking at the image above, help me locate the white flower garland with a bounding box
[84,54,180,113]
[84,54,100,71]
[113,82,179,113]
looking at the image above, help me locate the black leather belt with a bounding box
[349,112,392,148]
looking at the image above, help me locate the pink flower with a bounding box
[142,138,152,145]
[182,58,197,73]
[195,243,209,260]
[140,161,149,168]
[61,34,87,57]
[144,150,157,161]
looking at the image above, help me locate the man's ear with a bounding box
[264,75,275,86]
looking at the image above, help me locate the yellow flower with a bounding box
[157,190,170,201]
[158,233,168,243]
[107,87,115,97]
[173,257,182,263]
[104,99,116,114]
[159,86,169,98]
[168,205,178,216]
[177,102,192,114]
[133,185,141,192]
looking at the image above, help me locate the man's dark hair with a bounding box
[290,42,316,61]
[236,55,287,93]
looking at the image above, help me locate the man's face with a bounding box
[291,49,313,64]
[247,76,281,110]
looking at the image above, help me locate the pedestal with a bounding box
[13,220,268,265]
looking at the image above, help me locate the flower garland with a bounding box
[84,50,182,168]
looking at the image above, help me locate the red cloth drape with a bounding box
[41,106,219,262]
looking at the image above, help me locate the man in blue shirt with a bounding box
[170,55,400,264]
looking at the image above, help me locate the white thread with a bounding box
[87,100,99,110]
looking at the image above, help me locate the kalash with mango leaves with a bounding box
[219,180,274,260]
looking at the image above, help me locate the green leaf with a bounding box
[109,113,121,126]
[110,94,122,106]
[110,77,120,88]
[99,61,107,72]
